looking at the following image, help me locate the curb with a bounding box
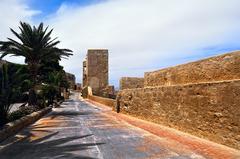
[0,107,52,142]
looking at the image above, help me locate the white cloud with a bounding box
[1,0,240,87]
[0,0,39,63]
[45,0,240,86]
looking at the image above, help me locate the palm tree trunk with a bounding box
[28,62,38,106]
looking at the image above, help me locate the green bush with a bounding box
[0,63,29,126]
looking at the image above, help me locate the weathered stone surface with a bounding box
[82,49,108,96]
[117,80,240,150]
[88,95,115,109]
[102,85,116,98]
[120,77,144,90]
[82,60,87,87]
[81,86,92,98]
[144,51,240,87]
[106,85,115,95]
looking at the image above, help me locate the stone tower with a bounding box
[82,49,108,96]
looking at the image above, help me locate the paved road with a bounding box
[0,93,238,159]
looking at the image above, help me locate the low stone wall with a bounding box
[0,107,52,142]
[144,51,240,87]
[120,77,144,90]
[117,80,240,150]
[88,95,115,109]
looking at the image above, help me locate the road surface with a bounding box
[0,93,239,159]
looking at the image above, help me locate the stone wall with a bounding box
[144,51,240,87]
[120,77,144,90]
[82,86,92,98]
[85,49,108,96]
[102,85,116,98]
[88,95,115,109]
[117,80,240,150]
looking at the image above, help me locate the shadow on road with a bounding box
[49,110,93,120]
[0,126,105,159]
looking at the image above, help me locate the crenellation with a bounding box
[144,51,240,87]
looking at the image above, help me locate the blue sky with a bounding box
[29,0,103,19]
[1,0,240,87]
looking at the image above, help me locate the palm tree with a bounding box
[41,71,62,105]
[0,22,72,106]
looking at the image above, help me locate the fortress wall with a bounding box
[120,77,144,90]
[117,80,240,150]
[144,51,240,87]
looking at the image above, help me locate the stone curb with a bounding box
[0,107,52,142]
[87,95,116,109]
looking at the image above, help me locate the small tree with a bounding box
[41,71,69,106]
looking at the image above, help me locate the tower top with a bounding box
[87,49,108,54]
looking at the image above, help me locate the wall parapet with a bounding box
[144,51,240,87]
[88,95,115,109]
[117,79,240,150]
[120,77,144,90]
